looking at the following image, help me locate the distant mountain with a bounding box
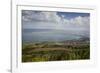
[78,37,89,42]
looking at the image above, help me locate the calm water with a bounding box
[22,29,89,43]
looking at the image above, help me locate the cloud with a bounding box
[22,10,61,23]
[22,10,90,31]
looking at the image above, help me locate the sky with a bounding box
[22,10,90,31]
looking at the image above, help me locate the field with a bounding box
[22,39,90,62]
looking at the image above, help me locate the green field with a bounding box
[22,40,90,62]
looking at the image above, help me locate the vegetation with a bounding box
[22,40,90,62]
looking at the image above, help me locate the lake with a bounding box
[22,29,89,43]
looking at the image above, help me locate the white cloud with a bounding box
[70,16,89,26]
[22,11,90,31]
[22,11,61,23]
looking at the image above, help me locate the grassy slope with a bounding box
[22,41,90,62]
